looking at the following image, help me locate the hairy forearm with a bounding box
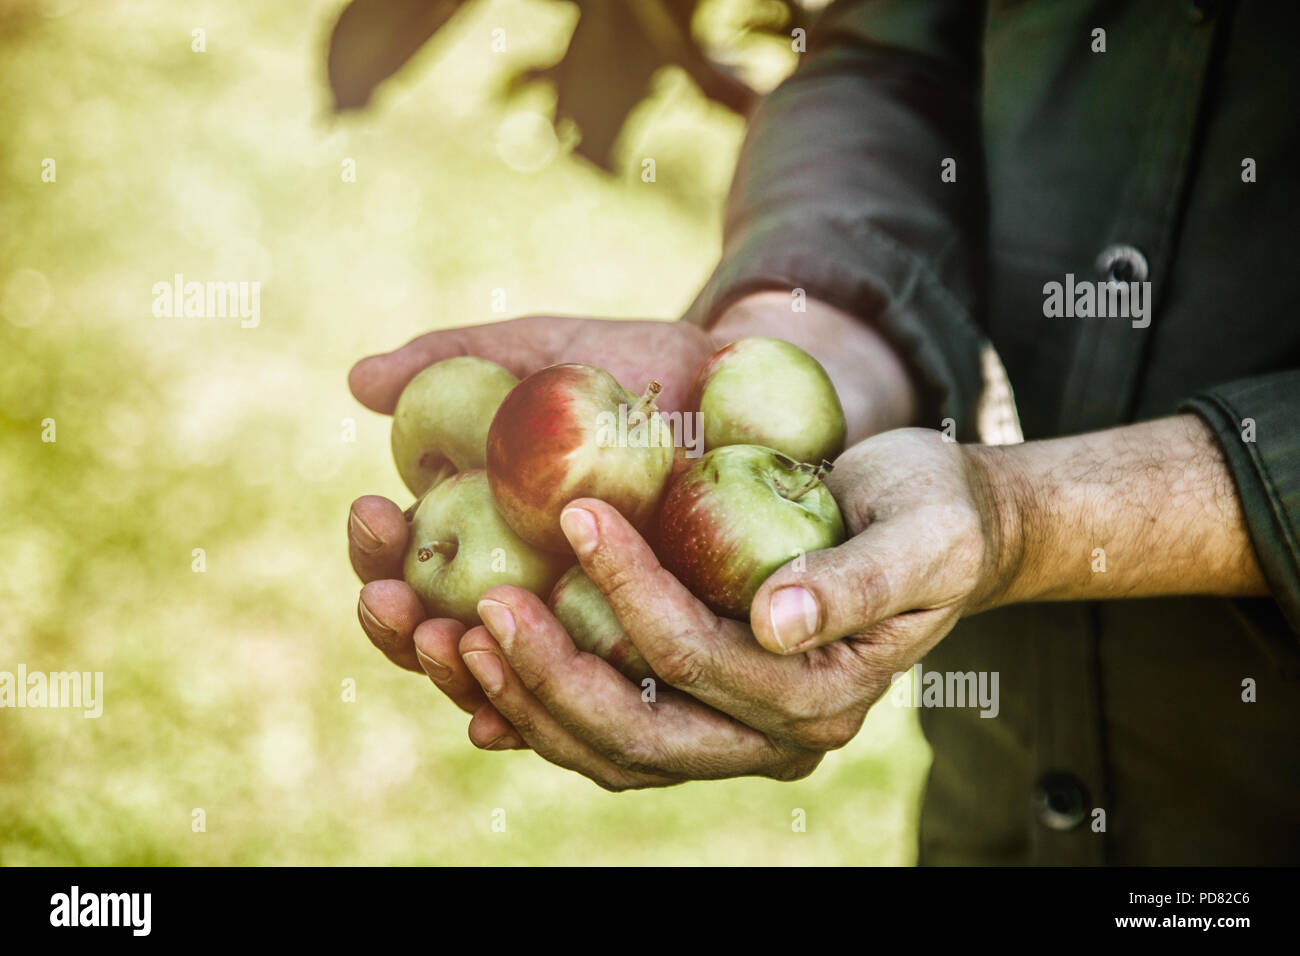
[707,291,921,441]
[972,414,1268,609]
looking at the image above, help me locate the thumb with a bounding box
[749,517,956,655]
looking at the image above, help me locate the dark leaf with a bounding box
[324,0,763,172]
[327,0,467,112]
[518,0,757,170]
[522,1,667,169]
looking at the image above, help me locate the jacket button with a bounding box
[1095,244,1149,283]
[1034,771,1089,831]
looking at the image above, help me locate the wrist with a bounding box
[962,442,1041,613]
[706,291,921,440]
[960,416,1266,612]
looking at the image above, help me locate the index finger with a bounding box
[557,498,828,733]
[348,495,408,582]
[347,315,561,414]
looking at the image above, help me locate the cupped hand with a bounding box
[348,314,718,420]
[348,315,719,712]
[347,298,925,757]
[445,428,1016,787]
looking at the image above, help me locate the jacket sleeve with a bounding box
[683,0,990,434]
[1182,371,1300,633]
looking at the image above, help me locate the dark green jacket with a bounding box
[686,0,1300,864]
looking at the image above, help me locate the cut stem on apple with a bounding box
[656,444,845,621]
[403,470,571,625]
[780,460,835,502]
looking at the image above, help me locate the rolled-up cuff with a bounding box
[682,212,986,440]
[1182,371,1300,635]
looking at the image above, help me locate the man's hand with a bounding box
[348,313,718,678]
[443,429,1000,786]
[446,415,1269,786]
[348,297,921,695]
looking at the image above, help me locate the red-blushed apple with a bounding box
[548,566,655,683]
[404,470,571,625]
[391,357,519,497]
[657,444,845,620]
[689,337,846,464]
[486,363,675,553]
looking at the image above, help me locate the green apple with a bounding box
[657,444,845,620]
[689,337,846,464]
[404,470,570,625]
[391,356,519,498]
[548,566,654,682]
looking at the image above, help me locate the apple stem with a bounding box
[784,460,834,501]
[632,381,663,417]
[416,540,457,563]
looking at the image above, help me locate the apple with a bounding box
[688,337,846,464]
[656,444,845,620]
[391,356,519,497]
[486,363,675,553]
[548,566,654,682]
[404,470,570,625]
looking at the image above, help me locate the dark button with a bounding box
[1188,0,1217,24]
[1095,244,1149,284]
[1034,771,1089,831]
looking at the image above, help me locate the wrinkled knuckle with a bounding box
[598,728,656,772]
[617,743,665,777]
[502,709,539,741]
[853,565,892,619]
[653,641,710,689]
[593,556,644,604]
[525,662,559,702]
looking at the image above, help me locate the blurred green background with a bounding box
[0,0,928,865]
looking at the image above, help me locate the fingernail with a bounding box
[414,646,452,683]
[477,599,516,644]
[769,587,820,651]
[349,511,382,554]
[464,651,505,695]
[485,733,522,751]
[560,507,598,557]
[357,598,395,645]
